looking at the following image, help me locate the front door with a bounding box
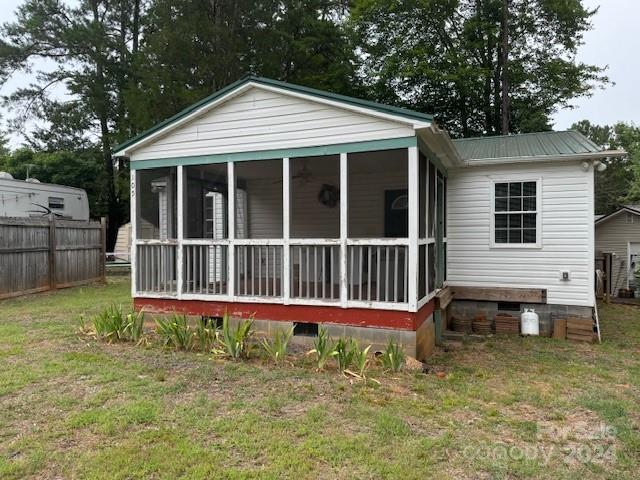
[384,189,408,237]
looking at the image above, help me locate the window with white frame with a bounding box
[493,180,538,245]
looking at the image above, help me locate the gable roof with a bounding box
[113,75,434,156]
[452,130,624,165]
[595,205,640,226]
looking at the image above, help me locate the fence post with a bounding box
[100,217,107,282]
[49,215,57,290]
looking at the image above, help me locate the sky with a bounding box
[0,0,638,148]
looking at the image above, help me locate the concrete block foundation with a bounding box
[449,300,593,337]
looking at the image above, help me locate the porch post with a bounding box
[408,146,419,312]
[283,157,291,304]
[227,161,236,299]
[176,165,184,298]
[130,169,137,297]
[340,152,348,307]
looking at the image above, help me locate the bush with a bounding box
[261,326,294,364]
[93,304,145,343]
[380,339,405,372]
[213,311,254,359]
[308,327,337,370]
[155,313,195,351]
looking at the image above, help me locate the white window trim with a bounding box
[490,177,542,249]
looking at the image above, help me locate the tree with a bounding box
[572,120,640,215]
[350,0,609,137]
[0,0,140,248]
[126,0,358,132]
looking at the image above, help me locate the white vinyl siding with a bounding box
[595,212,640,294]
[447,160,593,307]
[130,87,415,162]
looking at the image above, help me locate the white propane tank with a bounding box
[521,309,540,336]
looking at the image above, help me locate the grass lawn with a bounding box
[0,277,639,479]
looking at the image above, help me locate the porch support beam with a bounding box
[283,157,291,304]
[130,169,137,297]
[340,152,348,307]
[408,146,419,312]
[227,161,236,299]
[176,165,184,298]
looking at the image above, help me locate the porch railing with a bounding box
[134,239,413,308]
[183,241,228,295]
[290,240,340,301]
[235,242,283,298]
[347,241,408,304]
[136,242,177,294]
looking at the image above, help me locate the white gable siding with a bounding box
[595,213,640,294]
[130,87,415,162]
[447,160,594,307]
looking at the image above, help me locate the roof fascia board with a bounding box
[595,206,640,226]
[129,136,418,170]
[459,149,626,167]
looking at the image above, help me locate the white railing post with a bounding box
[283,157,291,304]
[176,165,184,298]
[408,146,419,312]
[130,169,137,297]
[340,152,348,307]
[227,161,236,299]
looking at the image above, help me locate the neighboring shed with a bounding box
[595,205,640,295]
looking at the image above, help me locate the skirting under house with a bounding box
[114,76,625,358]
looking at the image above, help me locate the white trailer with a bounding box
[0,173,90,220]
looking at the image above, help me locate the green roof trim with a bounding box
[452,130,603,161]
[114,75,433,156]
[130,136,418,170]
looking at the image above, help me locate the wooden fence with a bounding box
[0,217,106,300]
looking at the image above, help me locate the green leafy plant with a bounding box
[335,337,357,372]
[307,327,337,370]
[125,310,145,343]
[261,326,294,364]
[380,339,405,372]
[155,313,195,351]
[195,318,218,352]
[93,304,145,343]
[213,311,254,359]
[350,344,372,379]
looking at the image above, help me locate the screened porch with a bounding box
[131,146,446,312]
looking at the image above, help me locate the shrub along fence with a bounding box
[0,216,106,299]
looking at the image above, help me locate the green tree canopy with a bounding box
[572,120,640,215]
[350,0,609,137]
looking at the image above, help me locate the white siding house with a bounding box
[114,76,625,355]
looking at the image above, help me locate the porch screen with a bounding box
[493,181,537,244]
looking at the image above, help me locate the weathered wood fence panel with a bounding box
[0,217,106,299]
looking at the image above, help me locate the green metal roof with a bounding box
[452,130,602,161]
[114,75,433,155]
